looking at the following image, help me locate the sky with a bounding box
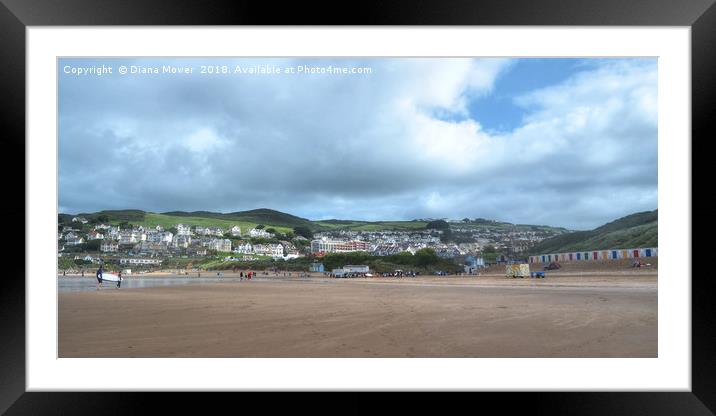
[58,57,657,230]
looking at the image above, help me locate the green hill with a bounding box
[529,210,658,254]
[162,208,316,230]
[59,207,625,241]
[314,219,428,231]
[58,210,147,224]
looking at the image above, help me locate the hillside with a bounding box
[59,207,605,238]
[60,209,292,234]
[61,209,434,232]
[77,209,146,222]
[529,210,658,254]
[314,219,428,231]
[162,208,315,230]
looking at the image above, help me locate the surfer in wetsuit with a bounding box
[117,271,122,289]
[96,266,104,290]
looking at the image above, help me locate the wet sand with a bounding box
[58,273,657,358]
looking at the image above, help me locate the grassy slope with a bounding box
[131,213,293,234]
[529,210,658,254]
[314,220,428,231]
[162,208,315,230]
[62,208,571,235]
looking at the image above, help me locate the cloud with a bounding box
[58,58,657,229]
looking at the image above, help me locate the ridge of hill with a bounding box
[529,210,658,254]
[162,208,315,229]
[59,208,651,243]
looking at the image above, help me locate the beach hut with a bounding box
[633,249,640,258]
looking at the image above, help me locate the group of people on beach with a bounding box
[95,265,121,290]
[239,271,253,281]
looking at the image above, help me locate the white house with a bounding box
[205,238,232,252]
[251,244,268,255]
[107,226,121,239]
[231,225,242,236]
[72,216,88,224]
[146,231,174,244]
[269,244,284,257]
[233,241,253,254]
[101,240,119,252]
[259,244,283,257]
[173,234,191,249]
[252,244,283,257]
[176,224,192,236]
[249,228,274,238]
[118,231,139,245]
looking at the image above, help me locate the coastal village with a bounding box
[58,209,658,277]
[57,214,569,273]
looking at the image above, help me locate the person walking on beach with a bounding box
[117,270,122,289]
[96,265,104,290]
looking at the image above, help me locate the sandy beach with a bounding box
[58,271,657,358]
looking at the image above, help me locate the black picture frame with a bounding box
[2,0,711,413]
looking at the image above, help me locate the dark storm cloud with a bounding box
[58,58,657,229]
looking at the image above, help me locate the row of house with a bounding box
[233,241,299,258]
[529,247,658,264]
[175,223,269,238]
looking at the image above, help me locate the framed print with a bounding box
[3,0,712,414]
